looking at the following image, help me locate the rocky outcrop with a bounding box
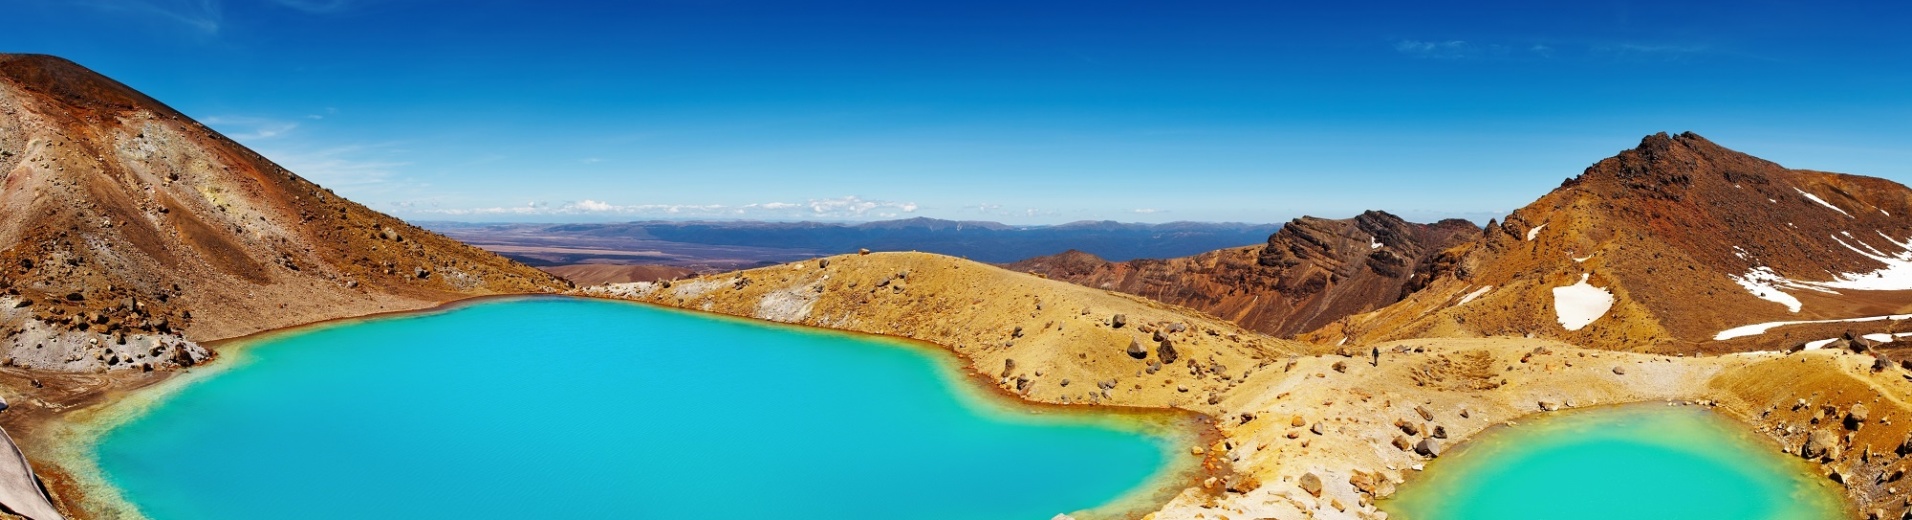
[1006,211,1479,338]
[1710,351,1912,520]
[0,54,568,371]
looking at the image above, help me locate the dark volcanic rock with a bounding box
[1007,211,1479,338]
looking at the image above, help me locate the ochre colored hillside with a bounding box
[1308,132,1912,353]
[585,252,1309,410]
[0,54,567,372]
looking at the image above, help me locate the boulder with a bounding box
[1802,429,1840,460]
[1392,435,1414,451]
[1111,314,1128,328]
[1845,403,1869,430]
[1415,405,1435,421]
[1394,419,1421,436]
[1299,472,1324,497]
[1156,339,1179,365]
[1612,366,1627,375]
[1126,339,1148,359]
[1415,437,1442,458]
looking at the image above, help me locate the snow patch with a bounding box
[1796,188,1853,218]
[1862,333,1903,343]
[1713,313,1912,341]
[1807,233,1912,291]
[1803,338,1839,350]
[1369,235,1382,249]
[1724,231,1912,312]
[1551,274,1613,331]
[1572,255,1593,263]
[1728,267,1806,313]
[1458,286,1493,306]
[1526,224,1546,241]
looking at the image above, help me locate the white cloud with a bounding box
[268,0,360,13]
[1132,208,1165,214]
[1395,40,1472,58]
[416,195,922,220]
[64,0,222,33]
[204,116,300,140]
[256,144,411,190]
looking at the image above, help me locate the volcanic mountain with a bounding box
[0,54,567,372]
[1306,132,1912,353]
[1006,211,1480,337]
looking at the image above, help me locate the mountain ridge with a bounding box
[0,53,568,372]
[1007,210,1480,337]
[1308,132,1912,352]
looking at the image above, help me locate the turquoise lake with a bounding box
[95,297,1183,519]
[1380,404,1850,520]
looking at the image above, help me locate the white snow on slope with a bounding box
[1552,274,1613,331]
[1809,233,1912,291]
[1726,231,1912,313]
[1796,187,1853,218]
[1458,286,1492,306]
[1526,224,1546,241]
[1713,313,1912,341]
[1369,235,1381,249]
[1800,332,1912,349]
[1729,266,1807,313]
[1803,338,1840,350]
[1862,332,1911,343]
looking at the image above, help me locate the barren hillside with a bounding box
[0,54,567,372]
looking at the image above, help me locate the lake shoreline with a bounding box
[22,292,1225,520]
[1377,402,1853,520]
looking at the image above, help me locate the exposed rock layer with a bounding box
[1007,211,1479,338]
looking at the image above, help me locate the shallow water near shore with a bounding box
[93,297,1188,519]
[1380,404,1849,520]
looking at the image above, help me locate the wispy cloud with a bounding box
[1131,208,1166,214]
[415,196,922,220]
[1592,43,1715,61]
[256,144,413,190]
[203,115,300,140]
[1397,38,1724,62]
[68,0,222,33]
[267,0,362,13]
[1394,40,1474,59]
[58,0,368,34]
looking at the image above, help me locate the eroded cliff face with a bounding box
[1007,211,1479,338]
[1310,133,1912,354]
[0,54,567,372]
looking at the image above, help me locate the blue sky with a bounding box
[8,1,1910,224]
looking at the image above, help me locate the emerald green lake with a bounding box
[1380,404,1850,520]
[93,297,1187,519]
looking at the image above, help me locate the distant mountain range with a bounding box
[420,218,1281,268]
